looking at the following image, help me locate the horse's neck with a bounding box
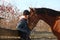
[28,14,56,30]
[40,14,56,27]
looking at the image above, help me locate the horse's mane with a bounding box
[34,8,60,16]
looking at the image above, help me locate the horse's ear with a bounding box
[29,7,34,12]
[29,7,35,17]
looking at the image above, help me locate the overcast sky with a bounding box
[0,0,60,12]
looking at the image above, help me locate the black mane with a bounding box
[35,8,60,16]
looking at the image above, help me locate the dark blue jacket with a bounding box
[17,18,31,34]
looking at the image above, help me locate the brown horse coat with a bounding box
[53,17,60,33]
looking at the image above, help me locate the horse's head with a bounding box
[29,7,37,18]
[28,8,41,30]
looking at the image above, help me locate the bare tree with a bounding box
[0,1,21,30]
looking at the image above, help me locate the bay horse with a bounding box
[28,8,60,40]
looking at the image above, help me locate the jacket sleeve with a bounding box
[17,20,25,29]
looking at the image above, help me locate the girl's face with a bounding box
[26,15,29,19]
